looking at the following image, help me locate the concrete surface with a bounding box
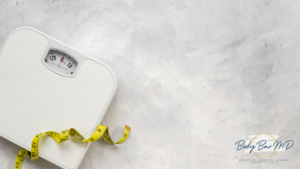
[0,0,300,168]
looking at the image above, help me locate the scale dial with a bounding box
[44,49,78,76]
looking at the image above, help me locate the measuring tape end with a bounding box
[125,125,131,131]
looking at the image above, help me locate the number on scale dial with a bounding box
[44,49,78,75]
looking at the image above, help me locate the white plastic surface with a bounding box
[0,28,117,169]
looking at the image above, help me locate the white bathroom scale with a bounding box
[0,27,117,169]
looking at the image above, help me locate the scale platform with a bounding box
[0,27,117,168]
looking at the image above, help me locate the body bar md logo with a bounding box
[235,133,294,159]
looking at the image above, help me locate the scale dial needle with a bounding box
[59,53,66,65]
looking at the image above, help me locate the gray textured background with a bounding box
[0,0,300,168]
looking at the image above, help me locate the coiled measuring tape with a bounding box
[15,125,131,169]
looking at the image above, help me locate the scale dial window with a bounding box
[44,49,78,76]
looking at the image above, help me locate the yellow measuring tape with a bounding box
[15,125,131,169]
